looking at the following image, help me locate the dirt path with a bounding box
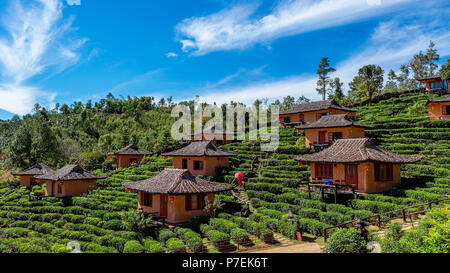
[238,242,322,253]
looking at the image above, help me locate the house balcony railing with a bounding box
[310,142,331,151]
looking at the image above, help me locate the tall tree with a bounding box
[356,65,384,104]
[281,96,295,111]
[316,57,336,100]
[425,41,440,76]
[383,70,399,93]
[439,58,450,82]
[409,51,427,80]
[328,77,345,104]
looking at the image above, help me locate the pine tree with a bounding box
[425,41,440,76]
[440,58,450,81]
[316,57,336,100]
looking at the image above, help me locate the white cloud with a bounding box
[190,14,450,106]
[110,69,165,93]
[0,84,56,115]
[166,52,178,58]
[0,0,86,116]
[66,0,81,6]
[176,0,415,55]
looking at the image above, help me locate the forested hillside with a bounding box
[0,94,179,171]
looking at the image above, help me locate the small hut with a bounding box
[122,168,233,223]
[13,163,55,188]
[296,114,373,149]
[425,94,450,120]
[36,164,106,197]
[417,73,449,95]
[161,141,237,176]
[279,100,357,127]
[109,144,152,169]
[190,125,235,145]
[293,138,423,193]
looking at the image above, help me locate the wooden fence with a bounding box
[323,198,450,242]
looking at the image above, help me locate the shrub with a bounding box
[143,238,166,253]
[166,237,186,253]
[323,228,368,253]
[103,220,123,231]
[103,212,119,221]
[320,212,350,225]
[123,240,144,253]
[306,200,327,211]
[156,228,176,242]
[84,217,102,227]
[230,228,250,245]
[298,208,322,220]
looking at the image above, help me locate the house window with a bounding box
[129,158,137,165]
[375,163,393,181]
[315,163,333,179]
[283,117,290,124]
[194,160,203,170]
[299,113,304,123]
[185,194,206,211]
[142,192,152,207]
[182,158,188,169]
[332,132,342,141]
[57,183,63,194]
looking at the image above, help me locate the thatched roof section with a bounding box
[122,168,233,194]
[13,163,55,176]
[293,138,423,164]
[280,100,357,115]
[296,114,373,130]
[161,141,237,157]
[109,144,152,156]
[36,165,106,181]
[426,94,450,105]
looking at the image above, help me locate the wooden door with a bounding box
[160,194,168,217]
[319,131,327,144]
[345,165,358,187]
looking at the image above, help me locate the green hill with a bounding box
[0,91,448,253]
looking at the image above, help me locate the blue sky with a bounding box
[0,0,449,120]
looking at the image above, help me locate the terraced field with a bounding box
[0,91,448,253]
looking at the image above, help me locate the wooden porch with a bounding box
[299,181,357,204]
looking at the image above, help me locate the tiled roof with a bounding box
[418,73,441,81]
[109,144,152,156]
[426,94,450,105]
[122,168,233,194]
[161,141,237,157]
[296,114,373,129]
[13,163,55,176]
[280,100,357,115]
[36,165,106,181]
[293,138,423,164]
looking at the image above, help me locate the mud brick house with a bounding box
[162,141,237,176]
[417,73,449,95]
[296,114,373,149]
[190,125,235,145]
[122,168,233,223]
[36,164,106,197]
[425,94,450,120]
[109,144,152,169]
[279,100,357,127]
[293,138,423,193]
[13,163,55,188]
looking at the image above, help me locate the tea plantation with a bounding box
[0,91,448,253]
